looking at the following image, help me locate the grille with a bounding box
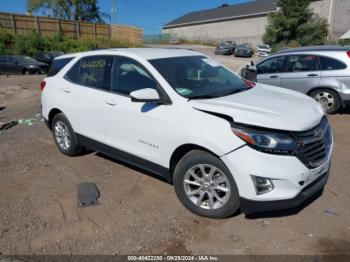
[293,117,332,169]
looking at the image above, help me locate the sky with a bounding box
[0,0,252,35]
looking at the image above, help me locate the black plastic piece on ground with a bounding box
[77,182,100,208]
[0,120,18,131]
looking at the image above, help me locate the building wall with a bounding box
[310,0,350,38]
[331,0,350,37]
[163,0,350,44]
[163,15,269,45]
[310,0,331,21]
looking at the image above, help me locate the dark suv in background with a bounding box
[256,46,350,113]
[0,55,49,75]
[33,51,64,66]
[215,41,237,55]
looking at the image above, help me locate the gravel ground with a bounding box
[0,46,349,256]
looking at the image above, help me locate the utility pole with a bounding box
[112,0,117,24]
[328,0,334,39]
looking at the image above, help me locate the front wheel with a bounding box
[173,150,240,218]
[310,89,341,114]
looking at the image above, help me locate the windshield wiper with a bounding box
[188,95,219,101]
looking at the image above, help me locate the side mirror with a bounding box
[130,88,162,103]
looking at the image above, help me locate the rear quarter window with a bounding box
[319,56,347,71]
[47,57,74,77]
[65,55,113,91]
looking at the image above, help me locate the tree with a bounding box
[263,0,328,48]
[26,0,109,23]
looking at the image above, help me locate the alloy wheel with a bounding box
[183,164,231,210]
[54,121,71,151]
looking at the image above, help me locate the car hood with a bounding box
[189,83,324,131]
[22,61,48,66]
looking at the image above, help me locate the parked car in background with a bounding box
[33,51,64,66]
[256,44,271,57]
[215,41,237,55]
[234,43,253,57]
[256,46,350,113]
[42,48,331,218]
[0,55,49,75]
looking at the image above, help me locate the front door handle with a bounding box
[105,99,117,106]
[63,87,71,93]
[270,75,279,78]
[307,73,319,77]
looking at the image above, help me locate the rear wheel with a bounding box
[52,113,82,156]
[173,150,240,218]
[310,89,341,114]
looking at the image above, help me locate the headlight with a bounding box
[232,126,297,154]
[29,65,38,68]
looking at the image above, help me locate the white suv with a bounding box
[41,48,333,218]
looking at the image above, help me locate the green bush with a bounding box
[0,28,138,57]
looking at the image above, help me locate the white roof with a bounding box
[56,48,201,60]
[340,30,350,39]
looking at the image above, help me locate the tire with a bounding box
[52,113,82,156]
[173,150,240,218]
[22,69,30,75]
[310,89,341,114]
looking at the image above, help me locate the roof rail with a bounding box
[276,45,350,54]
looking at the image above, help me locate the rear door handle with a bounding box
[270,75,279,78]
[63,87,71,93]
[105,99,117,106]
[307,73,319,77]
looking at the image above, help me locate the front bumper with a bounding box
[240,168,329,214]
[257,51,270,57]
[216,49,232,55]
[221,145,332,214]
[234,51,251,57]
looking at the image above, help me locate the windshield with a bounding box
[220,42,231,47]
[149,56,249,99]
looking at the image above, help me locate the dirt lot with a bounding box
[0,47,350,256]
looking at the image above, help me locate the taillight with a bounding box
[347,50,350,58]
[40,81,46,91]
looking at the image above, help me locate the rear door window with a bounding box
[47,57,74,77]
[65,55,113,91]
[319,56,347,70]
[286,55,319,72]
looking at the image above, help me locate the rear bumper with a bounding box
[240,169,329,214]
